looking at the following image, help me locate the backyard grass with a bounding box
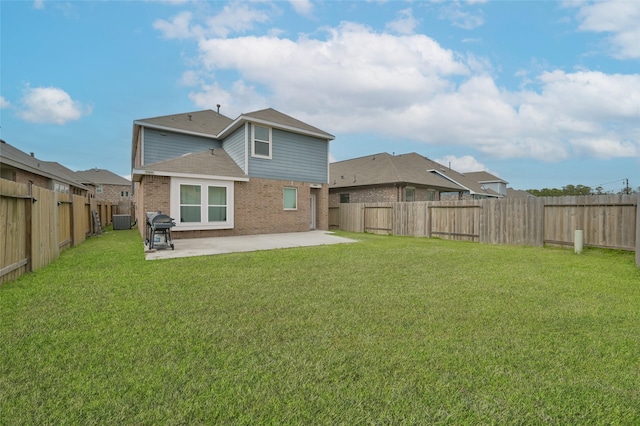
[1,229,639,425]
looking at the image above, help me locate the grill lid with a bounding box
[146,212,174,225]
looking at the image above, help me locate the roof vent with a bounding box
[217,104,221,115]
[187,114,192,121]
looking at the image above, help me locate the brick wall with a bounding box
[138,175,329,239]
[329,185,442,207]
[96,184,133,204]
[329,186,398,207]
[15,170,51,190]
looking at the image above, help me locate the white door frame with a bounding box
[310,193,317,230]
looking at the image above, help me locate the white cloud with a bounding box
[195,22,468,116]
[0,96,10,108]
[435,155,490,173]
[155,3,271,39]
[575,0,640,59]
[168,19,639,163]
[438,3,485,30]
[33,0,44,10]
[154,11,196,39]
[289,0,314,16]
[17,86,92,124]
[385,8,420,35]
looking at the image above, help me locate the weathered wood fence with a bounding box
[1,179,113,284]
[329,194,640,267]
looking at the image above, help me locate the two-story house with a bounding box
[131,108,334,240]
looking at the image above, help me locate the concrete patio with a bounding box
[144,230,358,260]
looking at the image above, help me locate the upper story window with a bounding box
[340,193,350,204]
[252,124,272,159]
[96,184,103,194]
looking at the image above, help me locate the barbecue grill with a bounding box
[145,212,175,250]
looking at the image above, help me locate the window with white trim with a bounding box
[283,187,297,210]
[405,187,415,202]
[171,178,234,230]
[252,124,272,159]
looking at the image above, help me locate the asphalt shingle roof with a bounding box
[242,108,334,139]
[135,110,234,136]
[137,148,246,179]
[1,140,87,189]
[75,168,131,185]
[330,152,501,197]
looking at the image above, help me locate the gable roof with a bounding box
[0,140,87,189]
[75,168,131,186]
[233,108,334,140]
[330,152,463,191]
[134,110,234,137]
[330,152,501,197]
[465,171,508,185]
[132,148,248,182]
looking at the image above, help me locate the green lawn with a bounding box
[1,229,639,424]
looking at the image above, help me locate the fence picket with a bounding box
[334,195,639,267]
[1,178,114,284]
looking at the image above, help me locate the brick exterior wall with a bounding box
[14,170,51,190]
[136,175,329,240]
[329,185,442,207]
[95,184,133,204]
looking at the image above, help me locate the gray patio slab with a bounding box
[144,230,358,260]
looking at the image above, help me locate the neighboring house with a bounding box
[465,171,508,197]
[506,188,534,198]
[75,168,133,204]
[131,108,334,239]
[0,139,88,195]
[329,152,501,207]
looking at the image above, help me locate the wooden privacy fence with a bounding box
[1,179,113,284]
[330,194,640,267]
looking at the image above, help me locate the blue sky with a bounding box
[1,0,638,192]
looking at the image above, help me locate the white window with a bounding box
[252,124,272,159]
[54,182,69,193]
[96,184,103,194]
[171,178,234,230]
[283,187,297,210]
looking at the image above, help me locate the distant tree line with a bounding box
[526,183,638,197]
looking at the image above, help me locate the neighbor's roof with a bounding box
[330,152,463,191]
[506,188,534,198]
[76,168,131,186]
[465,171,508,185]
[132,148,247,182]
[330,152,501,197]
[0,140,88,189]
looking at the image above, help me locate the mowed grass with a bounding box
[1,229,639,425]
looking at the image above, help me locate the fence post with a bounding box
[636,194,640,268]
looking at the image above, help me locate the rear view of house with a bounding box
[131,108,334,239]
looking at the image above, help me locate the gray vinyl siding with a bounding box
[143,128,221,165]
[222,126,246,173]
[248,127,329,183]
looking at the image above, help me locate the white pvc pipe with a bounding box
[575,230,583,254]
